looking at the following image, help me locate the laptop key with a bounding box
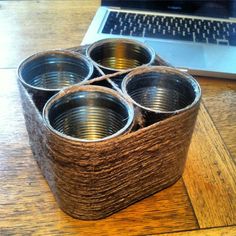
[144,29,155,38]
[121,29,132,36]
[102,27,112,34]
[176,32,194,41]
[132,31,143,37]
[117,12,126,18]
[195,37,207,43]
[109,11,118,19]
[208,37,217,44]
[218,40,229,45]
[183,33,194,41]
[111,29,121,35]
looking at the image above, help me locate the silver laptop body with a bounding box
[82,0,236,79]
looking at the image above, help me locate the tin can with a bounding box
[122,66,201,127]
[86,38,155,87]
[18,50,94,111]
[43,85,134,142]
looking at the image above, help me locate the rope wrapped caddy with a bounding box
[18,40,201,220]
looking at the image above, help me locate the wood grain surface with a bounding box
[0,0,236,235]
[198,78,236,163]
[184,104,236,228]
[0,0,99,68]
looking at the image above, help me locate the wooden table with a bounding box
[0,1,235,235]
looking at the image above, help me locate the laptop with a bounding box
[82,0,236,79]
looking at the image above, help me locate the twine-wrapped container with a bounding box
[19,42,201,220]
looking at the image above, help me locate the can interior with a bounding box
[47,90,132,141]
[125,72,198,112]
[20,53,92,90]
[89,41,153,70]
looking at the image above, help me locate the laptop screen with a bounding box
[102,0,236,18]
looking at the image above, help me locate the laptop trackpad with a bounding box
[145,40,206,69]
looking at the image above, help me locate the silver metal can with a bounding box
[43,85,134,142]
[86,38,155,86]
[121,66,201,127]
[18,50,94,111]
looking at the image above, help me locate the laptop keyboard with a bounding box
[102,11,236,46]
